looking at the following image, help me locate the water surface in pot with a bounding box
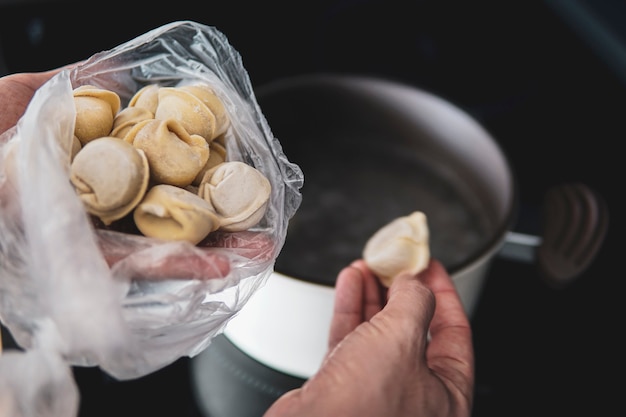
[261,77,502,286]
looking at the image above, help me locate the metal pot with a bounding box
[191,74,607,416]
[224,73,515,371]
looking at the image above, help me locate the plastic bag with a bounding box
[0,19,303,408]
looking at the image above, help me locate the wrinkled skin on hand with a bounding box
[264,259,475,417]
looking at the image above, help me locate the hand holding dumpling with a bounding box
[1,68,278,283]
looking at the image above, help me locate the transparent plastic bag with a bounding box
[0,19,303,406]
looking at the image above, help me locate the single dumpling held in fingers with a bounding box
[133,184,221,244]
[198,161,271,232]
[70,137,150,225]
[362,211,430,287]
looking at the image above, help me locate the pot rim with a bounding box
[221,74,520,379]
[258,73,520,279]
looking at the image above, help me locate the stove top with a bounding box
[0,1,621,416]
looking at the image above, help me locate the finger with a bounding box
[109,247,232,281]
[419,259,470,333]
[382,269,436,345]
[327,260,384,351]
[418,259,474,388]
[350,260,385,321]
[98,230,274,281]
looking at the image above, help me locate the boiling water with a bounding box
[275,142,494,286]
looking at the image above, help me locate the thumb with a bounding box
[381,269,436,344]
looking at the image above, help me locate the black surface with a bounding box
[190,334,305,417]
[0,1,622,416]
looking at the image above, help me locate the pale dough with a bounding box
[73,85,121,145]
[362,211,430,287]
[125,118,209,187]
[70,137,150,225]
[155,87,217,141]
[198,161,271,232]
[133,184,220,244]
[67,81,269,244]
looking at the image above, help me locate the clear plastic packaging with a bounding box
[0,20,303,414]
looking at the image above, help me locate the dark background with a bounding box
[0,1,622,416]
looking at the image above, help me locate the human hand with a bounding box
[0,69,62,136]
[264,259,474,417]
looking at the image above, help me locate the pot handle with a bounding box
[498,182,609,288]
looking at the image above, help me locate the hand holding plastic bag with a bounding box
[0,20,303,414]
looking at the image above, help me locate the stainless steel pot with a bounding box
[191,74,607,416]
[224,73,516,373]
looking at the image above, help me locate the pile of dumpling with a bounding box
[69,82,271,245]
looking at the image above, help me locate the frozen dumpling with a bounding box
[128,83,160,114]
[362,211,430,287]
[125,118,209,187]
[179,83,230,139]
[70,136,150,225]
[111,106,154,140]
[192,140,227,186]
[73,85,121,145]
[155,87,217,141]
[133,184,220,244]
[198,161,271,232]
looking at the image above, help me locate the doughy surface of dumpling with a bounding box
[362,211,430,287]
[155,87,217,140]
[179,83,230,139]
[73,85,121,145]
[128,83,160,113]
[125,118,209,187]
[70,136,150,225]
[111,106,154,140]
[198,161,271,232]
[133,184,220,244]
[192,140,227,186]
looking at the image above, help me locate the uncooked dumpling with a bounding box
[179,83,230,139]
[155,87,217,140]
[362,211,430,287]
[111,106,154,140]
[128,84,160,114]
[73,85,121,145]
[125,118,209,187]
[133,184,220,244]
[192,140,228,186]
[198,161,271,232]
[70,136,150,225]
